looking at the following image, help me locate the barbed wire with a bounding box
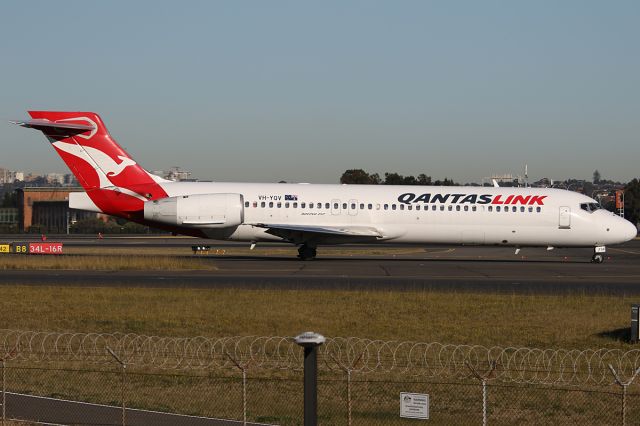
[1,330,638,386]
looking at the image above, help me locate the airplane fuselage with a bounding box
[143,182,634,248]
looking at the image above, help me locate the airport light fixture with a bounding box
[295,332,326,426]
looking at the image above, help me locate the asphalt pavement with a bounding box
[1,237,639,295]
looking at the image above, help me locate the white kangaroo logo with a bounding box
[52,141,137,178]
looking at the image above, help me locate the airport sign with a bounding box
[400,392,429,420]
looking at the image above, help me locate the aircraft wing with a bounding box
[250,223,383,242]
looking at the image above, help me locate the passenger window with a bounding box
[351,203,356,210]
[277,202,282,208]
[245,201,249,208]
[512,206,516,212]
[293,202,298,208]
[360,203,364,210]
[528,206,533,212]
[448,205,452,211]
[368,204,373,210]
[488,206,493,212]
[285,202,290,208]
[400,204,405,210]
[536,207,541,213]
[384,204,388,210]
[496,206,501,212]
[334,203,339,209]
[253,202,258,208]
[342,203,347,209]
[440,205,444,211]
[464,206,469,211]
[308,203,313,208]
[416,205,420,211]
[472,206,476,212]
[432,205,437,211]
[376,204,381,210]
[301,202,305,208]
[325,203,330,209]
[392,204,397,210]
[520,206,525,212]
[261,202,266,208]
[456,205,460,211]
[269,202,274,208]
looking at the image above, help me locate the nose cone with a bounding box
[622,219,638,242]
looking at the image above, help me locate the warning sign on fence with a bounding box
[400,392,429,420]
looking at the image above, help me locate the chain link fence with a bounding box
[2,330,640,425]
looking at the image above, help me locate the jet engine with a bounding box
[143,193,244,228]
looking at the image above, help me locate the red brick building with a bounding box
[17,187,97,232]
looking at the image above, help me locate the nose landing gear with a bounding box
[591,246,606,263]
[298,244,317,261]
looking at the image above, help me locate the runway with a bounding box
[1,237,639,294]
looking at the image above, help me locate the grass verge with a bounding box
[0,254,215,270]
[0,285,634,349]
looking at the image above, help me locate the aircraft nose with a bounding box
[622,219,638,242]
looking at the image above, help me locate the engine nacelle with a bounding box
[143,193,244,228]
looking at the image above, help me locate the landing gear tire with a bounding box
[592,253,604,264]
[298,245,317,261]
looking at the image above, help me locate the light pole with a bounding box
[295,332,326,426]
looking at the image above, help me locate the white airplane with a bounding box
[13,111,637,262]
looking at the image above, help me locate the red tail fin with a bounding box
[20,111,167,216]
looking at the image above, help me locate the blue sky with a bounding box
[1,1,638,183]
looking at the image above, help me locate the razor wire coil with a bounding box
[1,330,639,386]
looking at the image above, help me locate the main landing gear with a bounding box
[591,246,606,263]
[298,244,317,261]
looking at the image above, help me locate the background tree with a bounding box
[383,172,405,185]
[624,178,640,226]
[417,174,432,185]
[340,169,379,184]
[593,170,601,184]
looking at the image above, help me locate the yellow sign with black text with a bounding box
[0,244,10,253]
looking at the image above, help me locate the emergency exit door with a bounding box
[559,206,571,229]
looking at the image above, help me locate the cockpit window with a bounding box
[580,202,600,213]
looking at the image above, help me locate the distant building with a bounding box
[63,174,78,186]
[0,168,25,184]
[16,187,97,233]
[482,173,522,187]
[46,173,65,185]
[165,167,192,182]
[0,207,18,224]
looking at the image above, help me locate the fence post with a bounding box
[608,364,640,426]
[1,358,5,426]
[330,352,364,426]
[295,332,326,426]
[466,360,497,426]
[107,347,127,426]
[226,351,250,426]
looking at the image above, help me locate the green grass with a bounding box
[0,254,216,270]
[0,285,634,349]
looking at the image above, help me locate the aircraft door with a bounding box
[348,199,358,216]
[559,206,571,229]
[331,199,341,215]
